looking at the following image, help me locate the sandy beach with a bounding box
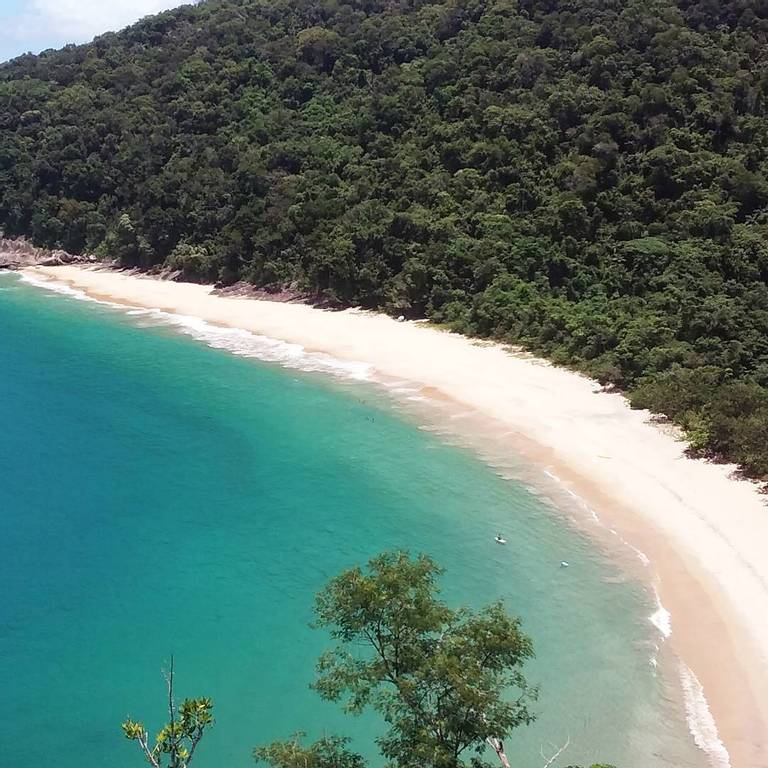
[19,264,768,767]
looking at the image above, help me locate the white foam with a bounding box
[165,311,373,380]
[609,528,651,567]
[448,410,475,420]
[18,273,373,382]
[649,587,672,639]
[679,664,731,768]
[543,467,654,565]
[628,543,651,567]
[565,487,602,524]
[543,470,604,524]
[383,381,420,394]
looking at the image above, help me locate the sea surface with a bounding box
[0,272,707,768]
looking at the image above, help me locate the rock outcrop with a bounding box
[0,236,93,270]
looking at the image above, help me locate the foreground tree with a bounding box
[256,551,537,768]
[255,734,366,768]
[122,657,213,768]
[118,556,616,767]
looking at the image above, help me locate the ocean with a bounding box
[0,272,707,767]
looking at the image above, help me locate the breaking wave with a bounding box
[678,664,731,768]
[18,272,372,381]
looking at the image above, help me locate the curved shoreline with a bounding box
[18,264,768,768]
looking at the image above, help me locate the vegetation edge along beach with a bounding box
[17,261,768,768]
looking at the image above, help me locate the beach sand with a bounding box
[21,264,768,767]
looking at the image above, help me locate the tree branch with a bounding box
[363,624,443,745]
[186,724,204,766]
[486,736,511,768]
[138,731,161,768]
[540,735,570,768]
[165,656,176,727]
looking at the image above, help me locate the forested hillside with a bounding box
[2,0,768,479]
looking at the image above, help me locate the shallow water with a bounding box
[0,273,705,767]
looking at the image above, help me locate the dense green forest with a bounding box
[1,0,768,479]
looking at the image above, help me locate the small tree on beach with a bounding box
[255,551,537,768]
[122,657,213,768]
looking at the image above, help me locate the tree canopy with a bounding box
[2,0,768,479]
[122,658,214,768]
[123,554,613,768]
[256,551,537,768]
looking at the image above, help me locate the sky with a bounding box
[0,0,184,63]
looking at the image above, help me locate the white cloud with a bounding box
[30,0,183,39]
[1,1,184,60]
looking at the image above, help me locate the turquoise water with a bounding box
[0,273,703,768]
